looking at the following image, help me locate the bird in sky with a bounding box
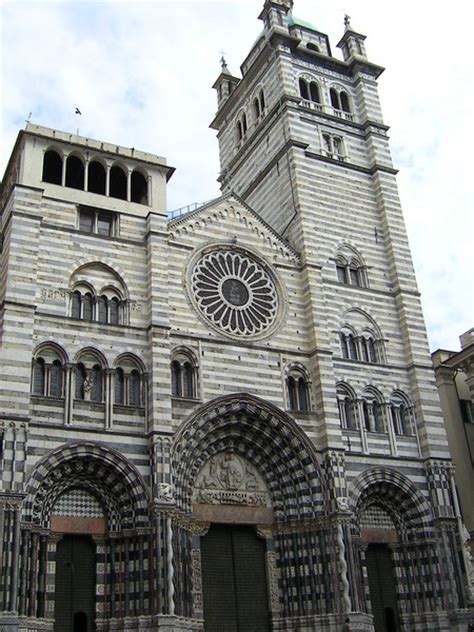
[75,107,82,115]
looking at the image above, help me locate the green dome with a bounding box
[288,16,318,31]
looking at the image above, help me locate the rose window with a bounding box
[191,249,279,337]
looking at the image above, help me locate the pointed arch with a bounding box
[171,393,322,520]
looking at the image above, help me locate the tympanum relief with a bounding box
[193,452,271,507]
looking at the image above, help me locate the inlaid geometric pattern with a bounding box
[360,504,395,530]
[52,488,104,518]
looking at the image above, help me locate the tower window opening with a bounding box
[65,155,85,190]
[131,170,148,205]
[299,78,309,101]
[309,81,320,103]
[88,160,106,195]
[330,88,341,110]
[42,149,63,185]
[307,42,320,53]
[340,91,351,113]
[253,97,261,119]
[110,165,127,200]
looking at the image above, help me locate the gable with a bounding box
[168,194,300,266]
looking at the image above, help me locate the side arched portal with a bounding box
[348,468,445,631]
[19,442,151,630]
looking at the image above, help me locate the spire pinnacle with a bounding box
[344,14,351,31]
[219,50,228,72]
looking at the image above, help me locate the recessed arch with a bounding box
[22,442,150,530]
[42,148,63,185]
[74,346,109,369]
[348,467,434,538]
[65,153,85,190]
[131,168,148,204]
[171,393,322,520]
[109,163,127,200]
[87,159,106,195]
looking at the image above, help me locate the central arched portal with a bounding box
[201,524,270,632]
[172,394,324,630]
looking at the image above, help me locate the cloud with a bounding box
[1,0,472,351]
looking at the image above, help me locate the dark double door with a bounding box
[366,544,399,632]
[54,535,96,632]
[201,524,270,632]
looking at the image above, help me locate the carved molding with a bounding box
[266,551,281,613]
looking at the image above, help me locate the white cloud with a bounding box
[1,0,472,351]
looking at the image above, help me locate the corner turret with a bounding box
[258,0,293,33]
[337,14,368,61]
[212,56,240,110]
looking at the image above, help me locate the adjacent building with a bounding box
[0,1,472,631]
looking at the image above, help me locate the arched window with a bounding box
[115,367,125,404]
[131,170,148,205]
[299,78,309,100]
[50,360,63,397]
[114,357,144,408]
[237,120,243,141]
[42,149,62,185]
[307,42,319,52]
[32,348,65,398]
[91,364,102,402]
[309,81,320,103]
[287,376,297,410]
[82,293,93,321]
[32,358,45,395]
[334,250,367,288]
[340,91,351,113]
[171,351,197,399]
[65,155,85,190]
[109,297,119,325]
[286,366,311,412]
[171,360,181,397]
[390,392,413,436]
[253,97,261,119]
[259,89,265,111]
[71,291,81,319]
[110,165,127,200]
[75,363,86,400]
[71,284,123,325]
[362,336,378,363]
[337,383,357,429]
[183,362,194,399]
[97,296,108,324]
[129,370,141,406]
[88,160,106,195]
[362,392,384,433]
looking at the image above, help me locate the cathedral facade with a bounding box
[0,1,472,631]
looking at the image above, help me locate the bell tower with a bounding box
[210,1,451,460]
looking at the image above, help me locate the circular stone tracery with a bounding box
[191,249,279,337]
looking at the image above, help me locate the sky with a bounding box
[1,0,472,352]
